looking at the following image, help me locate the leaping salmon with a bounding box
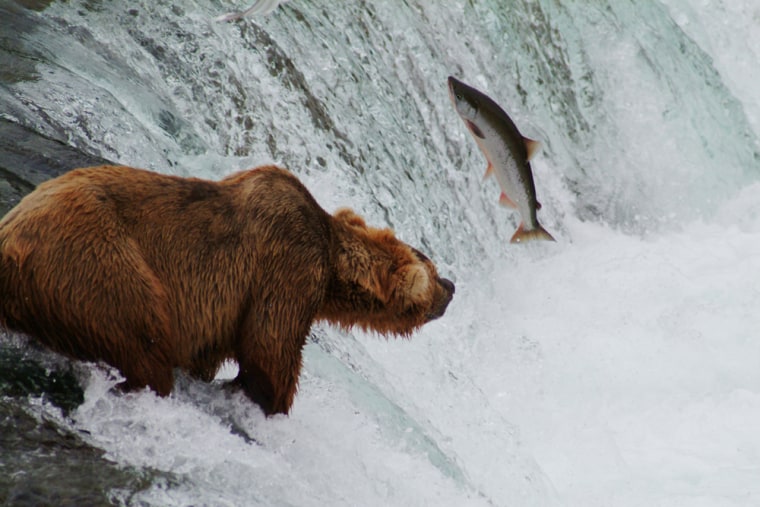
[448,76,555,243]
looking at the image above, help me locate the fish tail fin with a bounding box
[510,223,556,244]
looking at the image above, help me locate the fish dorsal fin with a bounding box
[523,137,541,161]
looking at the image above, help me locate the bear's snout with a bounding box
[426,277,455,321]
[439,277,455,295]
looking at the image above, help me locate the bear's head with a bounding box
[319,209,455,336]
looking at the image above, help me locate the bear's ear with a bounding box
[334,208,367,229]
[334,208,396,300]
[335,239,392,302]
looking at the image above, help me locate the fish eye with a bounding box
[455,92,463,101]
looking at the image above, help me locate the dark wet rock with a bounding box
[0,336,175,505]
[0,400,154,507]
[12,0,56,11]
[0,118,112,216]
[0,344,84,415]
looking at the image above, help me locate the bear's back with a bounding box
[3,164,333,264]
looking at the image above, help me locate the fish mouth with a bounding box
[447,76,457,106]
[447,76,459,99]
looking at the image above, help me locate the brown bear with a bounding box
[0,165,454,415]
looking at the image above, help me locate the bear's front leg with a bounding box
[234,309,312,416]
[234,362,286,416]
[234,345,305,416]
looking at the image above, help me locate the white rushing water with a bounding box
[4,0,760,505]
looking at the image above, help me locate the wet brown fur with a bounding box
[0,165,454,415]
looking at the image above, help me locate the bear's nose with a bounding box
[425,277,455,322]
[439,277,455,295]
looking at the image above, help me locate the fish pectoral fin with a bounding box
[483,162,494,180]
[523,137,541,161]
[466,120,485,139]
[498,192,519,209]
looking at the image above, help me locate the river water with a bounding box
[1,1,760,505]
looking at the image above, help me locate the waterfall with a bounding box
[2,1,759,505]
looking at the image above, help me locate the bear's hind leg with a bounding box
[90,245,178,398]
